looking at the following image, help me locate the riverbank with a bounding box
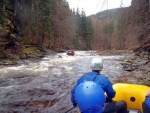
[0,46,57,66]
[97,50,150,86]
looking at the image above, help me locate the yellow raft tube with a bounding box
[113,83,150,111]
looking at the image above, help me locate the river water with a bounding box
[0,51,141,113]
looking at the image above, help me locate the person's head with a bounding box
[75,81,106,113]
[91,58,103,71]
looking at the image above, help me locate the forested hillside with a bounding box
[91,0,150,51]
[0,0,149,61]
[0,0,93,60]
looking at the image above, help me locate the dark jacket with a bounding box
[145,97,150,108]
[143,97,150,113]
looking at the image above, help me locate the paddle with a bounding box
[64,106,75,113]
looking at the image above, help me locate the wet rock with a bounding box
[45,50,56,55]
[19,53,28,59]
[8,54,19,60]
[97,50,129,56]
[58,55,62,58]
[124,67,136,71]
[121,61,132,66]
[0,60,17,66]
[0,52,8,59]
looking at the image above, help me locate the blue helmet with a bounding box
[75,81,106,113]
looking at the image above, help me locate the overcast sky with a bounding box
[67,0,132,16]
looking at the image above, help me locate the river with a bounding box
[0,51,142,113]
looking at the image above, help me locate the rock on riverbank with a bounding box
[97,50,150,86]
